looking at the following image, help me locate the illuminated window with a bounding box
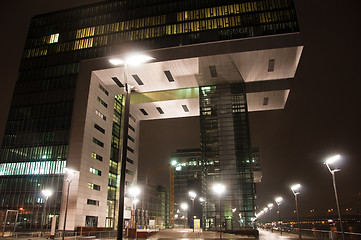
[91,152,103,161]
[90,167,102,176]
[76,27,95,39]
[88,182,101,191]
[48,33,59,44]
[96,109,106,121]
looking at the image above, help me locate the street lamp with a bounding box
[41,189,53,235]
[188,191,197,232]
[180,203,188,228]
[324,154,345,240]
[62,168,77,240]
[128,186,141,232]
[133,198,139,239]
[275,197,283,235]
[268,203,274,232]
[213,183,225,240]
[109,54,154,240]
[199,197,205,230]
[291,184,302,240]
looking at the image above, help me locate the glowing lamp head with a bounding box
[275,197,283,205]
[171,160,178,166]
[291,184,301,195]
[109,54,154,67]
[268,203,274,209]
[128,186,141,198]
[109,58,124,66]
[125,54,154,66]
[199,197,205,202]
[41,189,53,198]
[325,155,341,165]
[212,183,226,196]
[189,191,197,199]
[180,203,188,210]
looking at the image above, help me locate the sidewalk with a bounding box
[148,228,256,239]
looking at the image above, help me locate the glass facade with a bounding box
[0,0,298,230]
[199,83,257,230]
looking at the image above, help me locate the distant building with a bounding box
[171,149,203,227]
[171,147,261,230]
[138,177,169,229]
[0,0,302,231]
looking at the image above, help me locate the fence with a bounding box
[280,227,361,240]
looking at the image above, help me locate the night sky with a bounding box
[1,0,360,219]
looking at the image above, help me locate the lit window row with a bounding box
[1,145,68,161]
[0,160,66,176]
[23,10,295,58]
[76,27,95,39]
[177,0,292,21]
[73,38,93,50]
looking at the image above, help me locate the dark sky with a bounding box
[1,0,360,219]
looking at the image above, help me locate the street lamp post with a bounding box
[109,54,154,240]
[291,184,302,240]
[267,203,274,232]
[324,155,345,240]
[213,183,225,240]
[199,197,205,230]
[275,197,283,235]
[128,186,141,238]
[133,199,139,239]
[180,203,188,229]
[189,191,197,232]
[62,168,77,240]
[41,189,53,235]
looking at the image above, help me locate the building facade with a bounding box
[0,0,302,231]
[138,177,169,229]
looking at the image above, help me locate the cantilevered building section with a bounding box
[0,0,302,231]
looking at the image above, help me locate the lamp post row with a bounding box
[256,154,345,240]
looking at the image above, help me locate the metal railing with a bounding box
[272,227,361,240]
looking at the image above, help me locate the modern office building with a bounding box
[0,0,302,231]
[138,177,169,229]
[171,147,261,230]
[170,148,203,228]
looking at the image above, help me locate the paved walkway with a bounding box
[1,228,319,240]
[148,228,254,239]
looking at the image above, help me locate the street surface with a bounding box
[2,228,320,240]
[147,228,319,239]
